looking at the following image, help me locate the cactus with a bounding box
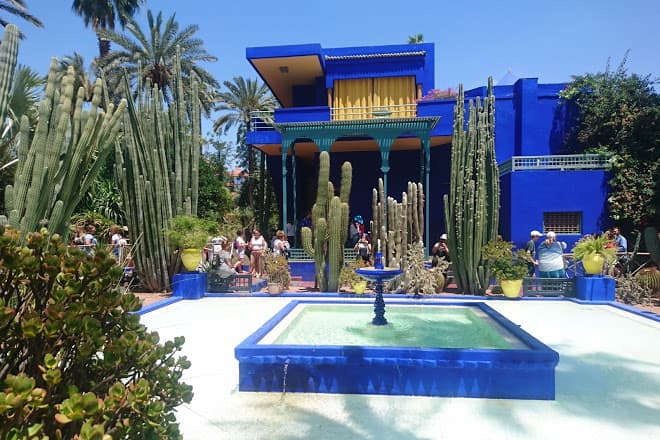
[115,49,201,291]
[300,151,352,292]
[3,50,126,238]
[0,24,18,126]
[443,77,499,295]
[369,178,425,273]
[644,227,660,265]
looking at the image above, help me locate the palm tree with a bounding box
[407,33,424,43]
[0,0,42,37]
[213,76,277,210]
[56,52,95,103]
[72,0,143,58]
[98,10,219,115]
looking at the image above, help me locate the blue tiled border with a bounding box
[234,300,559,400]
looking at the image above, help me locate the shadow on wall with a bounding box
[550,97,579,155]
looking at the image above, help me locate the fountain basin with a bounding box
[235,300,559,400]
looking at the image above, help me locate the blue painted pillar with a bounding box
[514,78,538,156]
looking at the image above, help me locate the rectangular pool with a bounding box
[235,300,559,400]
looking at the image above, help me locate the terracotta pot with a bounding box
[500,279,523,298]
[352,280,367,294]
[582,253,605,275]
[267,282,282,295]
[180,248,201,271]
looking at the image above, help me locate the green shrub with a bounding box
[482,238,530,281]
[165,215,216,249]
[0,227,192,439]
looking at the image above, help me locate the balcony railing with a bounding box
[330,103,417,120]
[248,103,418,132]
[499,154,611,174]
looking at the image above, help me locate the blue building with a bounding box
[245,42,610,250]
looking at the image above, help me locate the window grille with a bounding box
[543,212,581,235]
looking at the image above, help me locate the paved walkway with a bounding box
[139,297,660,439]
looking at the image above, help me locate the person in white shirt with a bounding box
[248,228,267,278]
[232,230,247,273]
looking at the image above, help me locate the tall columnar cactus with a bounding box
[4,54,126,237]
[443,77,499,295]
[301,151,352,292]
[370,177,424,270]
[0,24,18,127]
[116,49,201,291]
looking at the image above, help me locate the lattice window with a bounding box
[543,212,582,235]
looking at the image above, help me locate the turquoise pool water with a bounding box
[268,304,525,349]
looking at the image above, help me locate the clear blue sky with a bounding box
[11,0,660,139]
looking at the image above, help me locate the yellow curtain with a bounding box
[333,78,372,120]
[333,76,415,120]
[373,76,416,117]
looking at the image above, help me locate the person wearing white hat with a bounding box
[537,231,567,278]
[525,230,543,276]
[431,233,450,267]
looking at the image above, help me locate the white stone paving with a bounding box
[139,297,660,440]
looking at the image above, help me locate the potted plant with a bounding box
[263,249,291,295]
[165,215,215,271]
[482,239,530,298]
[340,258,368,294]
[571,233,617,275]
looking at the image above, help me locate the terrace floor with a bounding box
[139,296,660,439]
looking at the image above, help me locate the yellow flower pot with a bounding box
[352,281,367,294]
[180,248,202,271]
[582,253,605,275]
[500,279,523,299]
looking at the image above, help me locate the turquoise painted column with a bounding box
[281,136,292,230]
[291,143,297,245]
[376,137,395,200]
[421,136,431,257]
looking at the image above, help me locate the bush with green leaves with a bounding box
[165,215,216,249]
[0,227,192,439]
[482,238,530,281]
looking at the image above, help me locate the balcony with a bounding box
[498,154,612,174]
[249,103,419,132]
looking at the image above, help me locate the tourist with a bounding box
[537,231,566,278]
[431,233,450,267]
[525,230,542,276]
[349,218,360,247]
[286,221,295,246]
[612,226,627,253]
[232,230,246,273]
[82,224,97,255]
[248,228,267,278]
[272,230,287,257]
[354,233,371,264]
[110,225,122,259]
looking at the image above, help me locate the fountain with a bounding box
[355,245,402,325]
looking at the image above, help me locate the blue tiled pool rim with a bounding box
[235,300,559,400]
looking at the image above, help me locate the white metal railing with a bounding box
[330,103,417,120]
[248,103,419,132]
[499,154,611,174]
[249,110,276,131]
[288,248,358,261]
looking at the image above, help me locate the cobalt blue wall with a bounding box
[323,43,434,93]
[501,170,609,250]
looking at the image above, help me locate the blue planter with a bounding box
[575,275,615,301]
[172,272,206,299]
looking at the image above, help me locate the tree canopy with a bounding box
[560,54,660,230]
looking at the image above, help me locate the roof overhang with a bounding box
[247,44,325,107]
